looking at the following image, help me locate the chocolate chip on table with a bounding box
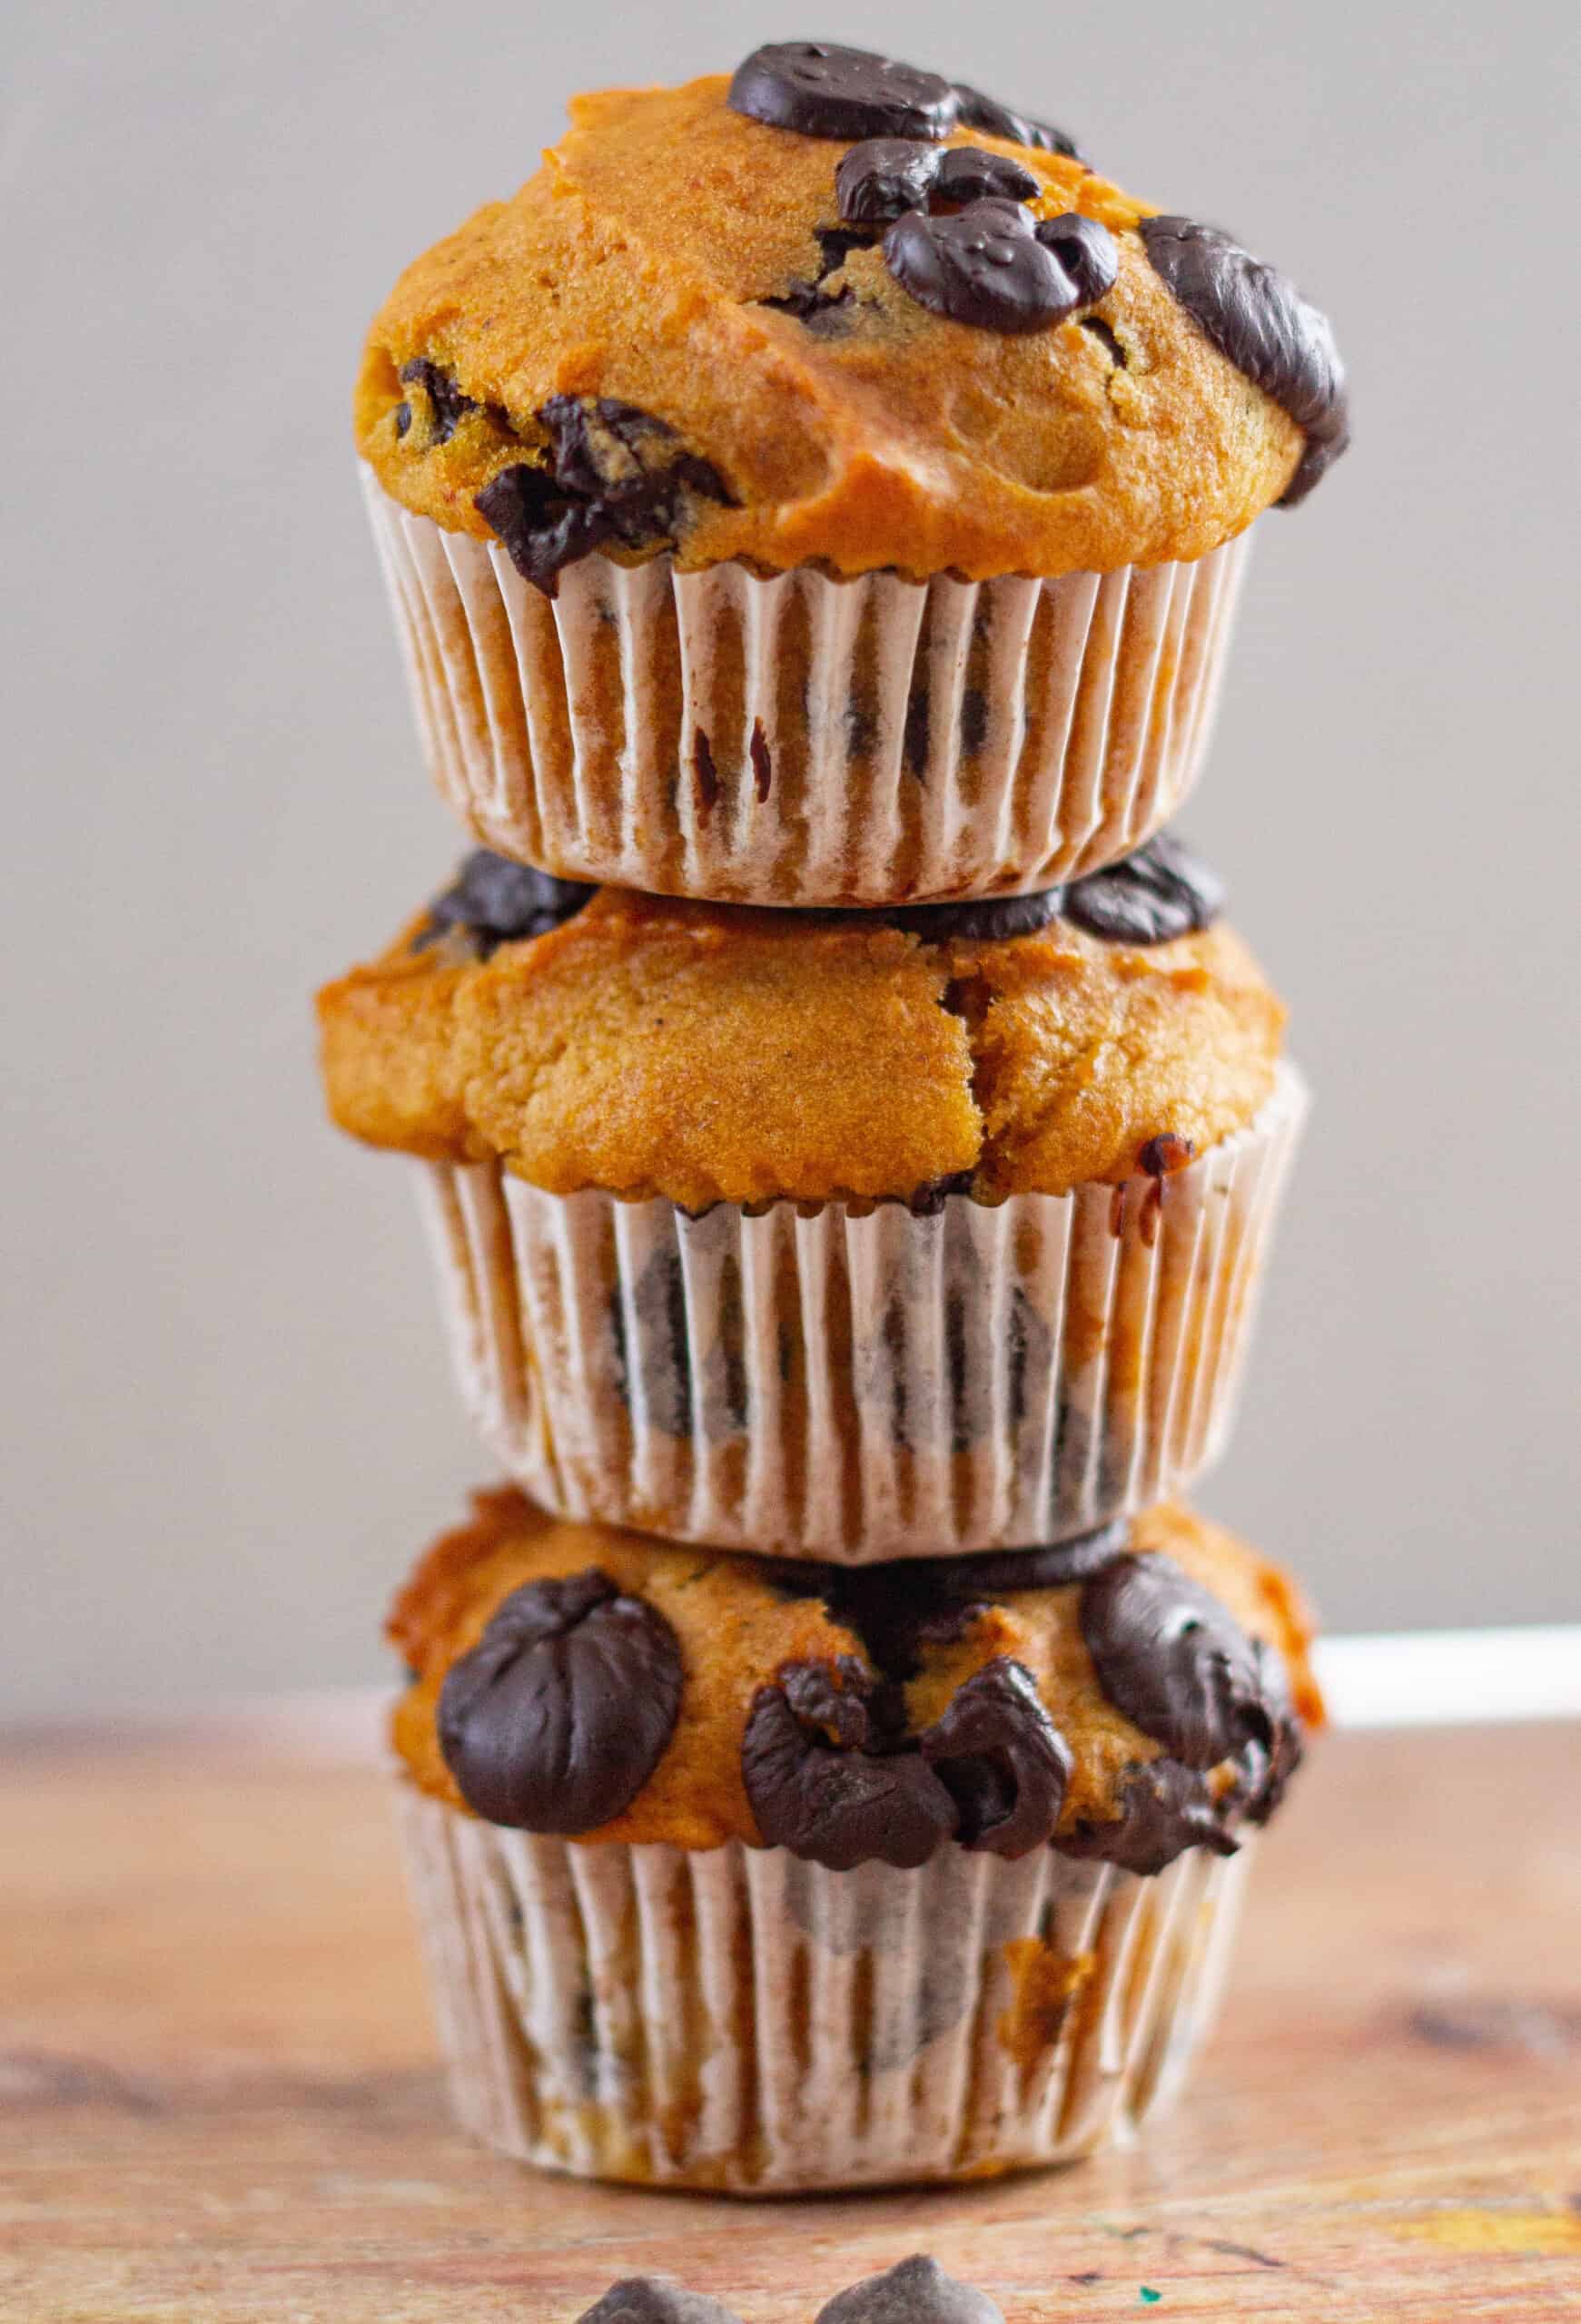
[438,1571,682,1831]
[917,1657,1072,1857]
[475,395,732,596]
[835,136,943,224]
[815,2254,1005,2324]
[952,80,1081,161]
[415,850,594,959]
[1139,214,1349,504]
[1034,212,1118,304]
[884,199,1092,335]
[398,358,479,446]
[742,1662,959,1871]
[1062,830,1226,944]
[1080,1551,1290,1771]
[729,41,959,142]
[577,2282,745,2324]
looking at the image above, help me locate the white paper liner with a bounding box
[363,467,1250,907]
[416,1066,1307,1561]
[396,1785,1253,2191]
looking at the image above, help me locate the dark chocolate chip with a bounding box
[1080,314,1127,366]
[475,395,731,596]
[1139,215,1349,505]
[399,358,479,445]
[729,42,959,143]
[952,81,1081,162]
[1140,1131,1195,1178]
[835,137,942,224]
[1062,1756,1240,1875]
[918,1657,1072,1857]
[815,222,880,273]
[815,2254,1005,2324]
[742,1665,958,1871]
[884,888,1064,941]
[1062,831,1225,945]
[1033,212,1118,305]
[884,200,1077,335]
[1081,1552,1283,1769]
[414,850,595,960]
[756,278,857,333]
[577,2281,746,2324]
[934,144,1040,208]
[438,1571,682,1833]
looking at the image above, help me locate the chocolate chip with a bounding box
[729,42,959,143]
[917,1658,1072,1857]
[885,887,1062,942]
[934,145,1040,208]
[815,2255,1005,2324]
[1081,1552,1287,1770]
[1140,1132,1195,1178]
[1062,1756,1240,1876]
[438,1571,682,1832]
[415,850,594,960]
[577,2283,745,2324]
[835,137,942,224]
[952,81,1081,161]
[1080,314,1127,366]
[756,278,857,333]
[399,358,479,445]
[815,222,879,272]
[1139,215,1349,505]
[884,200,1076,334]
[475,396,731,596]
[1062,831,1224,944]
[742,1664,958,1871]
[1033,212,1118,305]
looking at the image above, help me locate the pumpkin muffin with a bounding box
[356,44,1347,904]
[392,1483,1319,2189]
[318,838,1308,1557]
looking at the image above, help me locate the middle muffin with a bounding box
[318,834,1305,1559]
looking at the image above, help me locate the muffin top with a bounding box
[355,47,1347,588]
[317,839,1284,1210]
[390,1486,1320,1874]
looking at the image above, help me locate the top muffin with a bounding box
[356,44,1348,587]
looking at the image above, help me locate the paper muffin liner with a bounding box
[363,467,1250,907]
[397,1784,1253,2192]
[416,1065,1307,1561]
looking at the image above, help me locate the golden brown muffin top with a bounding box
[355,57,1344,585]
[317,843,1284,1209]
[390,1487,1320,1872]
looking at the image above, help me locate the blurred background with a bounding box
[5,0,1577,1717]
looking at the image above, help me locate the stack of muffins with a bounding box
[318,43,1346,2193]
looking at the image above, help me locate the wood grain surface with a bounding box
[2,1722,1578,2320]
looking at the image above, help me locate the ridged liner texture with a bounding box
[397,1784,1253,2191]
[416,1068,1307,1560]
[363,468,1250,906]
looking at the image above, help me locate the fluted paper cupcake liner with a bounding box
[416,1066,1307,1561]
[363,468,1250,907]
[397,1785,1252,2191]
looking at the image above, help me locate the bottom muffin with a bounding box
[389,1489,1320,2191]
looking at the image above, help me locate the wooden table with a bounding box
[4,1720,1578,2321]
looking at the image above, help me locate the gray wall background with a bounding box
[5,0,1577,1718]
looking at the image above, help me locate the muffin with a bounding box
[355,44,1347,905]
[318,837,1308,1557]
[390,1485,1321,2190]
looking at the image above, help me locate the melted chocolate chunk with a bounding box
[934,144,1041,208]
[885,888,1063,942]
[835,137,942,223]
[399,358,479,445]
[1033,212,1118,305]
[918,1658,1072,1857]
[816,2255,1004,2324]
[415,850,594,960]
[1139,215,1349,505]
[952,81,1081,162]
[1081,1552,1287,1770]
[578,2284,745,2324]
[884,200,1078,334]
[438,1571,682,1832]
[1062,1756,1240,1876]
[742,1666,958,1870]
[475,396,731,596]
[1062,831,1225,945]
[729,42,958,142]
